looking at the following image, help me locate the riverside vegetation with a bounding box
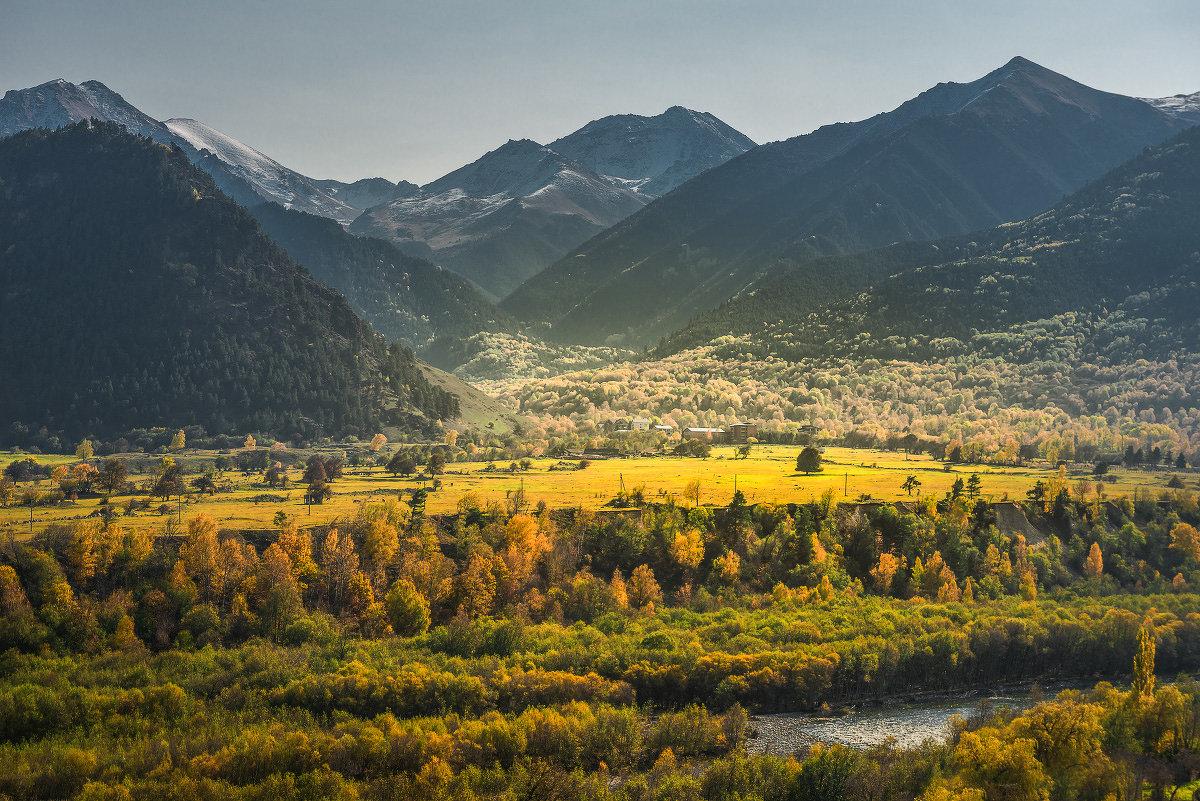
[1,439,1199,799]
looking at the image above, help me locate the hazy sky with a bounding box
[4,0,1198,184]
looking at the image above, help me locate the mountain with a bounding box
[0,78,168,141]
[688,122,1200,368]
[162,117,366,223]
[503,57,1192,346]
[248,202,518,360]
[350,108,755,299]
[313,177,420,211]
[350,139,649,298]
[547,105,756,197]
[0,122,459,443]
[0,79,410,225]
[1141,91,1200,125]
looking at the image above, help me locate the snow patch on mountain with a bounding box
[164,118,362,223]
[1140,91,1200,124]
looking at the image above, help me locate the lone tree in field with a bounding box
[303,457,327,486]
[97,459,127,496]
[75,440,94,460]
[429,452,446,475]
[370,434,387,452]
[902,475,921,496]
[170,429,186,451]
[966,473,982,499]
[388,452,416,477]
[796,447,822,475]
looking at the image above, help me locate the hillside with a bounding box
[721,123,1200,366]
[503,57,1191,346]
[0,122,458,444]
[248,203,517,361]
[503,125,1200,457]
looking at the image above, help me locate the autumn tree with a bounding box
[370,433,388,452]
[1133,624,1156,700]
[1084,542,1104,578]
[181,514,220,603]
[870,552,901,596]
[388,452,415,477]
[627,564,662,611]
[169,429,186,451]
[151,458,182,501]
[257,543,301,638]
[429,452,446,475]
[303,456,327,485]
[1170,522,1200,563]
[97,459,127,496]
[75,439,93,460]
[384,579,430,636]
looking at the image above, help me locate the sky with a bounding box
[4,0,1199,185]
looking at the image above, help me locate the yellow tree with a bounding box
[1170,522,1200,563]
[75,440,94,460]
[369,434,387,452]
[870,552,901,596]
[256,543,300,638]
[0,565,32,617]
[456,553,496,617]
[1084,542,1104,578]
[244,434,256,449]
[67,521,101,588]
[169,429,186,451]
[181,514,220,602]
[628,564,662,611]
[1133,624,1156,700]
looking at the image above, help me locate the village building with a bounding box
[631,418,650,431]
[682,427,727,443]
[728,422,757,443]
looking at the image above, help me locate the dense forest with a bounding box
[1,462,1198,798]
[0,123,458,447]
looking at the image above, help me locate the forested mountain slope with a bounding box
[249,203,518,362]
[504,57,1190,347]
[0,123,457,443]
[716,122,1200,366]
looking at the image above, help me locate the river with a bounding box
[746,693,1034,754]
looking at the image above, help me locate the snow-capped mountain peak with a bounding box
[549,106,756,197]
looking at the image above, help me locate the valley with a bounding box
[2,38,1200,801]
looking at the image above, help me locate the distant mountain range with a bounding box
[697,121,1200,374]
[503,57,1195,347]
[351,108,756,298]
[0,122,458,442]
[0,79,411,224]
[0,79,757,302]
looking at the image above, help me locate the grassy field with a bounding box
[1,445,1192,540]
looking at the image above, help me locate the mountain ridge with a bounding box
[502,56,1191,347]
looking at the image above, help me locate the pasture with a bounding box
[0,445,1191,540]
